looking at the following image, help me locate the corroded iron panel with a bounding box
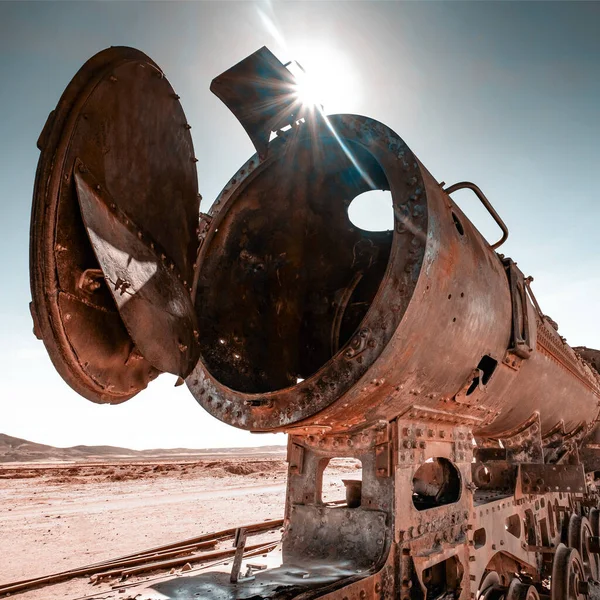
[30,46,199,402]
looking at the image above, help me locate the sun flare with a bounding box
[288,44,359,113]
[294,70,325,109]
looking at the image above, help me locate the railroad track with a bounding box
[0,518,283,596]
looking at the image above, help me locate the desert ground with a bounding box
[0,435,359,599]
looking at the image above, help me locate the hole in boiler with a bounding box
[466,355,498,396]
[347,190,394,232]
[320,457,363,506]
[452,212,464,235]
[412,458,461,511]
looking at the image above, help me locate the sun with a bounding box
[294,70,325,109]
[288,44,359,114]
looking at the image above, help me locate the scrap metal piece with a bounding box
[210,46,302,158]
[30,46,200,402]
[230,528,253,583]
[74,160,200,377]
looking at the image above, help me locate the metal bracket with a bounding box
[454,368,486,405]
[502,258,533,359]
[375,441,392,478]
[516,463,586,497]
[375,421,392,477]
[288,442,305,475]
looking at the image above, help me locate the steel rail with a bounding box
[0,519,283,596]
[100,540,279,580]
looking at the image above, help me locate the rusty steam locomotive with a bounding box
[29,46,600,600]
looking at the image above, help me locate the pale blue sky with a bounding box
[0,1,598,449]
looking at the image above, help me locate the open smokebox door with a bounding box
[187,48,428,433]
[30,47,201,404]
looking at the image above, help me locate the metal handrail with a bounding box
[444,181,509,250]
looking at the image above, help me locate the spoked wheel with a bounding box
[561,510,572,545]
[568,515,599,581]
[479,572,506,600]
[506,578,540,600]
[589,508,600,538]
[552,544,589,600]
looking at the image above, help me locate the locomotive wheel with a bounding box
[506,579,540,600]
[479,572,506,600]
[589,508,600,538]
[561,511,572,545]
[551,544,588,600]
[567,515,598,581]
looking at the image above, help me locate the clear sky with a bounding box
[0,1,598,450]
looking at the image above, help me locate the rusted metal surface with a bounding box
[30,46,199,402]
[210,46,302,159]
[73,160,200,377]
[187,110,600,439]
[186,114,427,431]
[29,45,600,600]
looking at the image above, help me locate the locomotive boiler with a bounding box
[28,46,600,600]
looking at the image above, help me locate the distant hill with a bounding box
[0,433,286,464]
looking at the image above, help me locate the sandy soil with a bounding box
[0,457,359,599]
